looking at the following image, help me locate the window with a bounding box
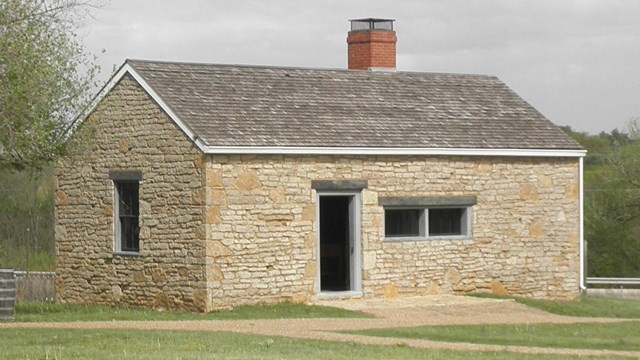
[380,196,476,240]
[384,209,423,237]
[429,208,465,236]
[110,171,142,253]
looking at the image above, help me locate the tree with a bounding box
[564,124,640,277]
[586,140,640,277]
[0,0,99,270]
[627,117,640,140]
[0,0,99,171]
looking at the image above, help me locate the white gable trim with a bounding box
[203,145,586,158]
[72,62,208,152]
[124,65,209,152]
[78,62,585,159]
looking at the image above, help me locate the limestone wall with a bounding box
[55,74,580,312]
[205,155,580,307]
[55,75,207,311]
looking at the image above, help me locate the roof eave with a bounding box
[202,145,586,158]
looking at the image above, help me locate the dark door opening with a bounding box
[319,196,351,291]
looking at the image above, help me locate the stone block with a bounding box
[153,292,171,309]
[425,281,443,295]
[269,187,286,203]
[118,138,130,153]
[235,171,260,190]
[208,264,224,281]
[538,175,553,188]
[363,251,376,270]
[133,271,146,282]
[112,285,122,300]
[519,183,539,202]
[301,204,315,221]
[564,180,579,200]
[211,190,226,204]
[206,169,224,188]
[206,207,222,224]
[383,283,398,298]
[207,241,233,257]
[528,221,544,237]
[56,190,68,206]
[151,268,167,283]
[491,279,508,296]
[444,267,461,285]
[304,260,316,278]
[289,292,309,303]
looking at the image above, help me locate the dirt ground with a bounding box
[2,295,638,358]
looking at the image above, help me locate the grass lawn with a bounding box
[0,328,624,360]
[14,301,370,322]
[350,321,640,352]
[471,294,640,319]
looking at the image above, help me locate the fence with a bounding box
[14,271,56,302]
[0,269,15,320]
[586,277,640,286]
[585,277,640,300]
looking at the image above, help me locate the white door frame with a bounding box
[315,190,362,295]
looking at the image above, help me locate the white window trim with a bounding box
[383,205,473,241]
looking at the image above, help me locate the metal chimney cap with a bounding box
[349,18,395,31]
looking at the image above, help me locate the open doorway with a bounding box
[318,194,361,293]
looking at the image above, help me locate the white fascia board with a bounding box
[204,146,586,158]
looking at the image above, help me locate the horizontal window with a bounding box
[384,206,471,240]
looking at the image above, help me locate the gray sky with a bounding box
[81,0,640,134]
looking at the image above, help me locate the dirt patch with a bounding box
[2,295,638,358]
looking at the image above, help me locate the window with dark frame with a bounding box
[115,180,140,252]
[384,206,470,240]
[429,208,464,236]
[384,209,422,237]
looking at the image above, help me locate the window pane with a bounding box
[116,180,139,252]
[429,208,464,236]
[118,182,139,216]
[120,216,139,251]
[385,209,421,237]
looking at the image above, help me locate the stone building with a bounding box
[55,19,585,311]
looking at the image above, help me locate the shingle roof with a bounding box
[126,59,581,150]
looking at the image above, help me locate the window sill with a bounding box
[113,251,141,257]
[384,236,473,242]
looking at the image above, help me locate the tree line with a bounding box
[562,122,640,277]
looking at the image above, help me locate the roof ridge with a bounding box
[125,58,497,79]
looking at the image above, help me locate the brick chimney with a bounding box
[347,18,396,70]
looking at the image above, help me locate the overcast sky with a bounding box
[80,0,640,134]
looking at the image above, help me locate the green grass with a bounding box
[14,301,370,322]
[471,294,640,318]
[350,321,640,352]
[0,328,623,360]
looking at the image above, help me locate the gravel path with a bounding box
[3,295,638,358]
